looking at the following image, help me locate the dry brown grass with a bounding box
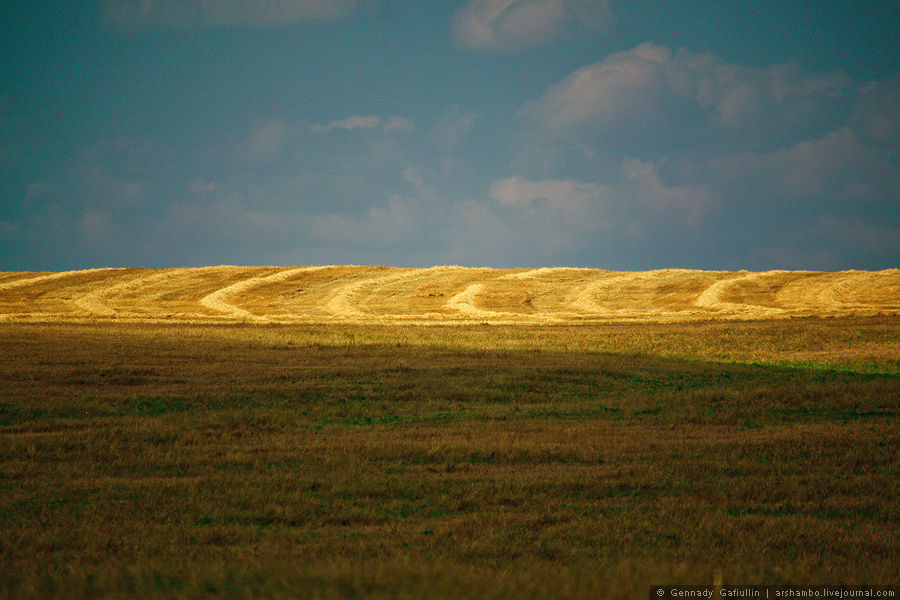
[0,266,897,324]
[1,267,897,598]
[0,319,897,599]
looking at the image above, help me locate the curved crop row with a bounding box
[0,266,896,323]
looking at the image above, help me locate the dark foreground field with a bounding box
[1,319,897,599]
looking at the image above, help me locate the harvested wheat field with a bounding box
[1,266,898,600]
[0,266,898,323]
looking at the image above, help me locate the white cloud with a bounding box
[430,107,480,149]
[297,167,439,256]
[518,43,855,153]
[231,118,291,163]
[620,158,716,227]
[310,115,380,132]
[524,43,672,133]
[226,115,412,166]
[489,166,717,237]
[505,44,897,268]
[400,166,437,202]
[453,0,611,53]
[310,115,413,134]
[100,0,355,30]
[706,126,899,202]
[383,116,415,134]
[489,176,605,220]
[456,176,614,263]
[307,197,421,249]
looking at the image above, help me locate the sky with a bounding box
[1,1,898,271]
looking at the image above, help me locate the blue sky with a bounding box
[1,1,898,270]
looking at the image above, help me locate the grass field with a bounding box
[1,268,898,598]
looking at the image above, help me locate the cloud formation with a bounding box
[100,0,355,30]
[508,42,899,250]
[310,115,413,134]
[518,43,855,154]
[453,0,611,53]
[3,12,897,272]
[619,159,716,228]
[704,126,900,203]
[230,118,292,163]
[490,176,604,219]
[430,107,481,149]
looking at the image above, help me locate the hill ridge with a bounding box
[0,266,897,323]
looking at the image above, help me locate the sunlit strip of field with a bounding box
[0,266,898,323]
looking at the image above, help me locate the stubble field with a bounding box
[0,267,898,599]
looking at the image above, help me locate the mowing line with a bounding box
[200,266,331,321]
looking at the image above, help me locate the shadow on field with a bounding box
[0,321,897,599]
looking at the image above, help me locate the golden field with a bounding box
[0,267,898,599]
[0,266,897,323]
